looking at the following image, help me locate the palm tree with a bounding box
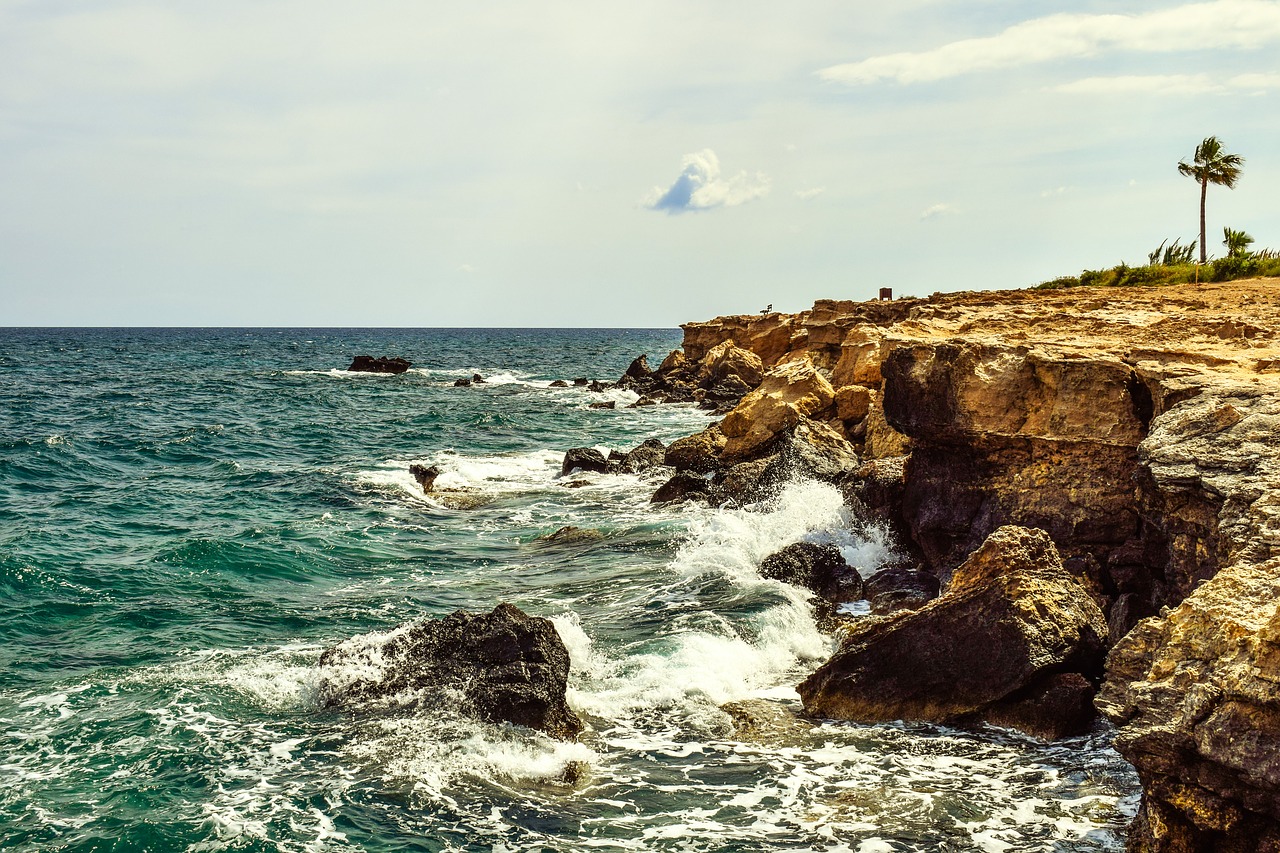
[1178,136,1244,264]
[1222,227,1254,258]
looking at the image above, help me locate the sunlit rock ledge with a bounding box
[661,278,1280,851]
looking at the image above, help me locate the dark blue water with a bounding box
[0,328,1137,852]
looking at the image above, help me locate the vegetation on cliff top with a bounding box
[1037,135,1273,290]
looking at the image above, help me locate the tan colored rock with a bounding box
[832,328,892,388]
[799,526,1106,735]
[1097,556,1280,851]
[864,390,911,459]
[719,358,835,461]
[699,340,764,388]
[835,384,872,424]
[681,313,798,367]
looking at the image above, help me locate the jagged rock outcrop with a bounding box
[409,463,441,492]
[347,355,412,374]
[666,278,1280,842]
[720,358,835,461]
[317,603,583,740]
[798,526,1106,738]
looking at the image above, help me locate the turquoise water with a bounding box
[0,328,1137,852]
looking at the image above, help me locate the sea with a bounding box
[0,328,1139,853]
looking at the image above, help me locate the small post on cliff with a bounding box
[879,287,893,301]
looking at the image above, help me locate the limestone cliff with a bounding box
[670,278,1280,850]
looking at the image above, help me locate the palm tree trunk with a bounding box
[1199,176,1208,264]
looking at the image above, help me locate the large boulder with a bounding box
[699,340,765,388]
[798,526,1106,737]
[347,355,412,374]
[719,358,836,461]
[317,603,583,740]
[1096,556,1280,851]
[759,542,863,603]
[561,447,609,475]
[616,437,666,474]
[651,471,712,504]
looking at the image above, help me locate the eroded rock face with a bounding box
[799,527,1106,737]
[1097,557,1280,850]
[664,426,726,473]
[317,603,583,740]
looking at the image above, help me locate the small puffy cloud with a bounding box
[458,263,474,274]
[919,202,956,220]
[645,149,769,214]
[819,0,1280,86]
[1040,186,1069,198]
[795,187,825,200]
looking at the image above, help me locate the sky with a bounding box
[1,0,1278,327]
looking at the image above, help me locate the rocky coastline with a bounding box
[346,278,1278,849]
[632,278,1280,851]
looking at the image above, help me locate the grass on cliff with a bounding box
[1036,253,1280,290]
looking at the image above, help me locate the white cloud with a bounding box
[795,187,825,200]
[1040,186,1069,198]
[819,0,1280,85]
[1053,71,1280,95]
[919,203,956,220]
[645,149,769,214]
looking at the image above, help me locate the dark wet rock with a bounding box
[759,542,863,603]
[561,447,609,475]
[977,672,1097,741]
[651,471,712,504]
[864,566,941,615]
[712,458,776,506]
[840,456,911,546]
[664,426,726,473]
[317,603,583,740]
[409,464,441,493]
[471,373,486,384]
[549,380,569,388]
[587,381,607,392]
[572,378,589,386]
[628,396,658,408]
[348,355,412,374]
[560,480,591,489]
[454,378,472,387]
[617,438,666,475]
[589,401,616,410]
[533,525,605,546]
[799,526,1106,738]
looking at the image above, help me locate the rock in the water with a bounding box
[622,354,653,381]
[549,379,569,388]
[863,566,940,615]
[348,355,412,374]
[759,542,863,603]
[471,373,485,383]
[317,603,583,740]
[720,699,812,745]
[454,377,472,387]
[561,447,609,475]
[589,401,616,410]
[587,380,607,392]
[572,377,589,386]
[618,438,666,474]
[798,526,1106,737]
[627,396,657,408]
[651,471,711,504]
[409,464,441,492]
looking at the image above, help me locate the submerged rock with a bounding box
[348,355,412,374]
[454,377,472,387]
[533,525,605,546]
[588,401,616,410]
[317,603,583,740]
[798,526,1106,738]
[549,379,569,388]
